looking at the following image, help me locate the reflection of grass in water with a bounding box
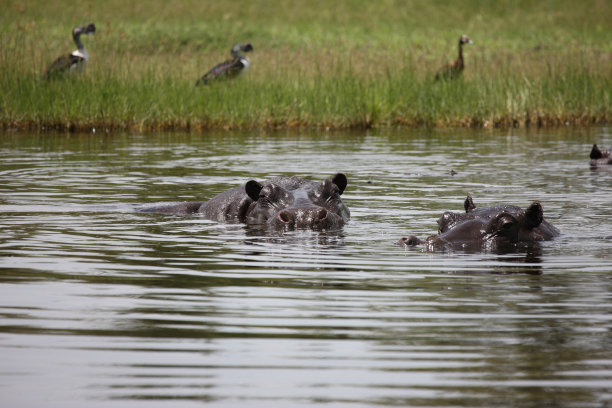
[1,0,611,131]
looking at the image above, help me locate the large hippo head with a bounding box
[398,195,559,252]
[139,173,350,231]
[243,173,350,230]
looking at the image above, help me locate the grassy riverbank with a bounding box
[1,0,611,131]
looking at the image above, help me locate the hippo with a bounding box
[398,195,560,252]
[139,173,350,231]
[590,144,611,168]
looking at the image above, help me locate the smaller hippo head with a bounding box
[244,173,349,230]
[438,196,558,242]
[400,196,559,253]
[425,212,520,251]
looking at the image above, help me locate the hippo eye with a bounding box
[278,211,291,223]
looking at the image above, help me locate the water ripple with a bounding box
[1,129,611,407]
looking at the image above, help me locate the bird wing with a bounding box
[196,58,246,85]
[434,60,461,81]
[42,53,85,80]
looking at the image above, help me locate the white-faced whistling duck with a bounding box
[196,43,253,86]
[42,23,96,80]
[435,35,473,81]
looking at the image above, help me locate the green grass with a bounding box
[1,0,611,131]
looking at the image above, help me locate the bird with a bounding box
[435,35,474,81]
[196,43,253,86]
[42,23,96,80]
[590,144,610,160]
[589,144,612,168]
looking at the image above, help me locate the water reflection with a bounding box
[1,128,611,408]
[244,224,346,246]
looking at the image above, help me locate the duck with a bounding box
[42,23,96,80]
[589,144,612,168]
[435,35,473,80]
[196,43,253,86]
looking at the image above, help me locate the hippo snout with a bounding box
[272,207,343,230]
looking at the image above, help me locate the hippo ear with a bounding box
[464,194,476,213]
[525,201,544,229]
[245,180,263,201]
[331,173,347,195]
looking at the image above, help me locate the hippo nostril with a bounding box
[316,208,328,221]
[398,236,422,246]
[278,211,292,224]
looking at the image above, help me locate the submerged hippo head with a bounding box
[243,173,350,230]
[437,195,559,242]
[399,195,559,252]
[426,212,521,251]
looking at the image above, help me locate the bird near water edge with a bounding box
[196,43,254,86]
[435,34,474,81]
[42,23,96,80]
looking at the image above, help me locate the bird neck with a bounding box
[73,32,84,50]
[457,42,464,67]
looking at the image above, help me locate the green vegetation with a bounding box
[1,0,611,131]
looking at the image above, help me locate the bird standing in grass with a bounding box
[196,43,253,86]
[42,23,96,80]
[435,35,473,81]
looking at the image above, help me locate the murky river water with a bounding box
[1,128,611,407]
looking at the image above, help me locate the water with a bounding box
[1,128,611,408]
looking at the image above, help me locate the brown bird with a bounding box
[196,43,253,86]
[42,23,96,80]
[435,35,474,80]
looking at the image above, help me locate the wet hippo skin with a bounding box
[398,195,560,252]
[140,173,350,231]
